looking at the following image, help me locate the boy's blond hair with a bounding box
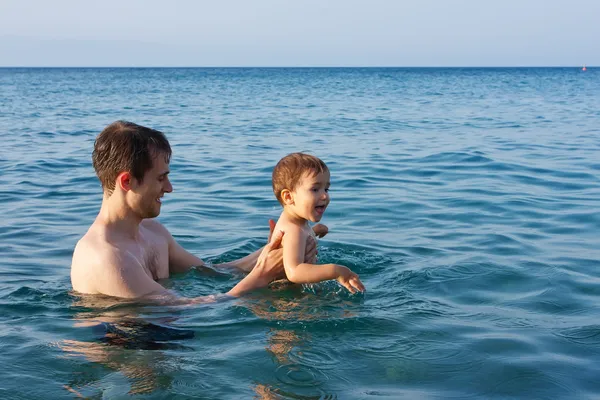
[272,153,329,206]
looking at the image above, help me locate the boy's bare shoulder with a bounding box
[275,221,311,248]
[275,219,305,235]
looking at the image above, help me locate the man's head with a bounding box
[93,121,172,195]
[272,153,330,222]
[93,121,173,218]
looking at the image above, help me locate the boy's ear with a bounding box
[281,189,294,205]
[117,171,132,192]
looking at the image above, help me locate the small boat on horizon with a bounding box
[582,65,587,71]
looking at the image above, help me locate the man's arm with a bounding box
[214,220,321,272]
[157,213,267,274]
[90,234,287,303]
[166,219,319,274]
[167,236,207,274]
[94,255,226,305]
[94,249,174,299]
[161,214,323,276]
[168,230,289,299]
[227,230,286,296]
[212,219,278,272]
[143,219,211,275]
[165,232,277,275]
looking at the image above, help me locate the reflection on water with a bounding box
[254,329,307,400]
[61,288,357,398]
[243,291,358,399]
[60,294,194,396]
[61,339,173,395]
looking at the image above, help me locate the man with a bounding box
[71,121,318,304]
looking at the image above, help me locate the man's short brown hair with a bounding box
[92,121,172,195]
[272,152,328,205]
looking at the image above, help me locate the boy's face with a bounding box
[288,170,331,223]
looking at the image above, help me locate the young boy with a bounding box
[271,153,365,294]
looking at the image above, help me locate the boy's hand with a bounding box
[335,266,365,294]
[312,223,328,238]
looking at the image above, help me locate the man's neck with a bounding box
[97,194,143,240]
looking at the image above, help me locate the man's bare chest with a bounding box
[131,231,169,280]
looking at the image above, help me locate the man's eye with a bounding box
[325,188,330,193]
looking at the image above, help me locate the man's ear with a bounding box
[117,171,132,192]
[281,189,294,206]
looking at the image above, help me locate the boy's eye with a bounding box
[325,188,329,193]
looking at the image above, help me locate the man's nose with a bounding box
[164,179,173,193]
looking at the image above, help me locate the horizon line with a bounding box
[0,65,594,69]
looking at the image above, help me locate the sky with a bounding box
[0,0,598,67]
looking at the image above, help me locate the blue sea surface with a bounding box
[0,67,599,399]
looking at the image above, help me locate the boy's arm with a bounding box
[167,234,264,275]
[283,226,365,293]
[282,226,339,283]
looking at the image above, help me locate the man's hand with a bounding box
[227,229,285,297]
[267,219,319,267]
[254,229,285,283]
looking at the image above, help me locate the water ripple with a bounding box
[2,67,600,398]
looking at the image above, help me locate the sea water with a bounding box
[0,67,599,399]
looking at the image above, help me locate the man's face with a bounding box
[130,152,173,219]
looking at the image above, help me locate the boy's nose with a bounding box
[165,179,173,193]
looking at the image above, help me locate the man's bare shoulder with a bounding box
[71,228,128,294]
[141,218,172,239]
[73,226,116,260]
